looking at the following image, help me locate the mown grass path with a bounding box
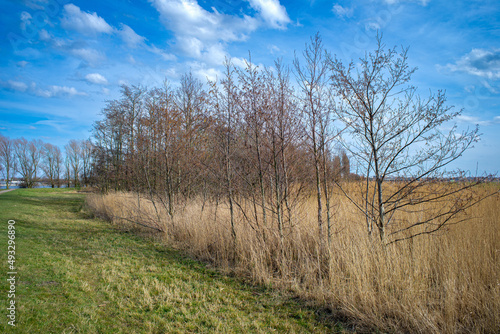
[0,189,338,333]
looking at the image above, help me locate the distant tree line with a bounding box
[0,135,93,189]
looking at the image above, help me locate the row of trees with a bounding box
[90,34,486,245]
[92,66,352,243]
[2,34,487,245]
[0,135,92,189]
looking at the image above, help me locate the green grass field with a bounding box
[0,189,340,333]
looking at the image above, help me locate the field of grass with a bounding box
[87,186,500,333]
[0,189,339,333]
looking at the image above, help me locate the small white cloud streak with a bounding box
[383,0,430,5]
[332,4,353,18]
[34,84,87,98]
[457,114,500,126]
[118,24,147,48]
[39,29,51,41]
[70,48,105,64]
[2,80,29,92]
[20,11,32,22]
[1,80,86,98]
[85,73,108,85]
[148,46,177,61]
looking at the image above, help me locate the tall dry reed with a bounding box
[86,187,500,333]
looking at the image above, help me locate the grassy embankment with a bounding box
[0,189,338,333]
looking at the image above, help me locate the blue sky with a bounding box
[1,0,499,173]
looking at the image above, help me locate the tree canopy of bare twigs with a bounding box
[294,33,339,248]
[328,36,488,244]
[14,138,43,188]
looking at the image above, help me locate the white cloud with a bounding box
[61,4,113,35]
[85,73,108,85]
[70,48,105,64]
[1,80,29,92]
[20,11,34,32]
[60,5,152,52]
[383,0,429,5]
[17,61,29,68]
[1,80,86,98]
[445,49,500,80]
[23,0,46,10]
[34,84,87,98]
[268,44,280,54]
[333,4,353,18]
[457,115,479,123]
[150,0,259,62]
[39,29,51,41]
[203,43,228,66]
[481,80,499,94]
[188,62,222,82]
[231,57,248,69]
[248,0,291,29]
[177,36,204,58]
[118,24,146,48]
[20,11,32,22]
[149,46,177,61]
[34,120,68,132]
[230,57,262,71]
[152,0,259,42]
[457,114,500,126]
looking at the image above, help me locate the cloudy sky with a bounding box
[1,0,499,173]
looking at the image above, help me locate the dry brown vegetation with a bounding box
[86,183,500,333]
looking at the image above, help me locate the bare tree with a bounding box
[329,36,483,243]
[294,33,335,247]
[55,146,63,188]
[42,143,62,188]
[175,72,207,200]
[81,139,93,187]
[209,59,239,246]
[93,98,127,191]
[121,85,146,191]
[0,135,17,189]
[64,154,71,188]
[265,59,304,254]
[237,55,270,239]
[159,81,183,222]
[65,140,82,188]
[14,138,43,188]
